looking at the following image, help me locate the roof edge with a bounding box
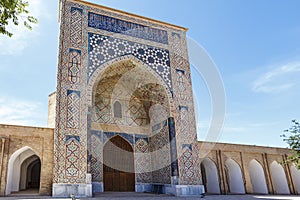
[67,0,188,32]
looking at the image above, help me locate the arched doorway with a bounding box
[270,161,290,194]
[225,159,245,194]
[19,155,41,191]
[103,135,135,192]
[291,165,300,194]
[248,160,268,194]
[6,147,41,195]
[201,158,220,194]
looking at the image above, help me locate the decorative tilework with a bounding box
[54,1,89,184]
[88,33,172,92]
[90,134,102,181]
[66,136,80,177]
[175,69,187,101]
[168,117,179,177]
[88,12,168,44]
[93,69,169,128]
[135,138,151,183]
[150,123,169,151]
[55,0,203,188]
[103,132,134,145]
[150,121,171,184]
[182,144,192,151]
[179,145,194,184]
[70,7,83,44]
[68,49,81,84]
[178,106,189,138]
[171,32,182,56]
[169,30,203,185]
[135,138,149,153]
[152,123,161,132]
[152,166,171,184]
[67,90,80,128]
[134,134,148,143]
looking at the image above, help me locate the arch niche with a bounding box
[6,146,41,195]
[201,158,220,194]
[270,161,290,194]
[248,159,268,194]
[225,159,245,194]
[291,165,300,194]
[89,56,173,192]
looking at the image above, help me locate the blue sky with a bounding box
[0,0,300,147]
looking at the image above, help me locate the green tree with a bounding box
[281,120,300,169]
[0,0,38,37]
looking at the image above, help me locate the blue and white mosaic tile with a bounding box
[88,32,172,91]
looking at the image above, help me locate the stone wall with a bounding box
[47,92,56,128]
[0,124,54,196]
[199,141,299,195]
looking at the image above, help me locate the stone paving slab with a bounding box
[1,193,300,200]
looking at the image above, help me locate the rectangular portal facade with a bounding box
[54,0,203,197]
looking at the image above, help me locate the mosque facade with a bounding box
[0,0,299,197]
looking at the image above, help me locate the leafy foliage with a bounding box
[0,0,38,37]
[281,120,300,169]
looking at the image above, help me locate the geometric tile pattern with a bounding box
[135,138,149,153]
[135,138,151,183]
[175,69,187,101]
[170,31,202,185]
[150,122,170,152]
[179,145,194,183]
[53,2,88,185]
[66,136,80,177]
[178,106,189,137]
[88,12,168,44]
[93,72,168,128]
[90,134,102,182]
[67,90,80,129]
[103,132,134,146]
[68,49,81,84]
[88,33,172,92]
[152,166,171,184]
[70,7,83,44]
[55,0,202,188]
[150,121,171,184]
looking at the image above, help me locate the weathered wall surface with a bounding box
[199,141,299,195]
[47,92,56,129]
[0,125,54,196]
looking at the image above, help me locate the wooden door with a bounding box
[103,136,135,191]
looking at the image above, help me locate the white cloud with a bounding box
[0,0,52,55]
[0,97,45,127]
[252,61,300,93]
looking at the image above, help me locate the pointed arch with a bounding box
[87,55,173,108]
[19,155,40,190]
[225,159,245,194]
[270,161,290,194]
[6,146,41,195]
[201,158,220,194]
[103,135,135,191]
[113,101,122,118]
[291,165,300,194]
[248,159,268,194]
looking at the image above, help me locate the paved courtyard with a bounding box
[1,193,300,200]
